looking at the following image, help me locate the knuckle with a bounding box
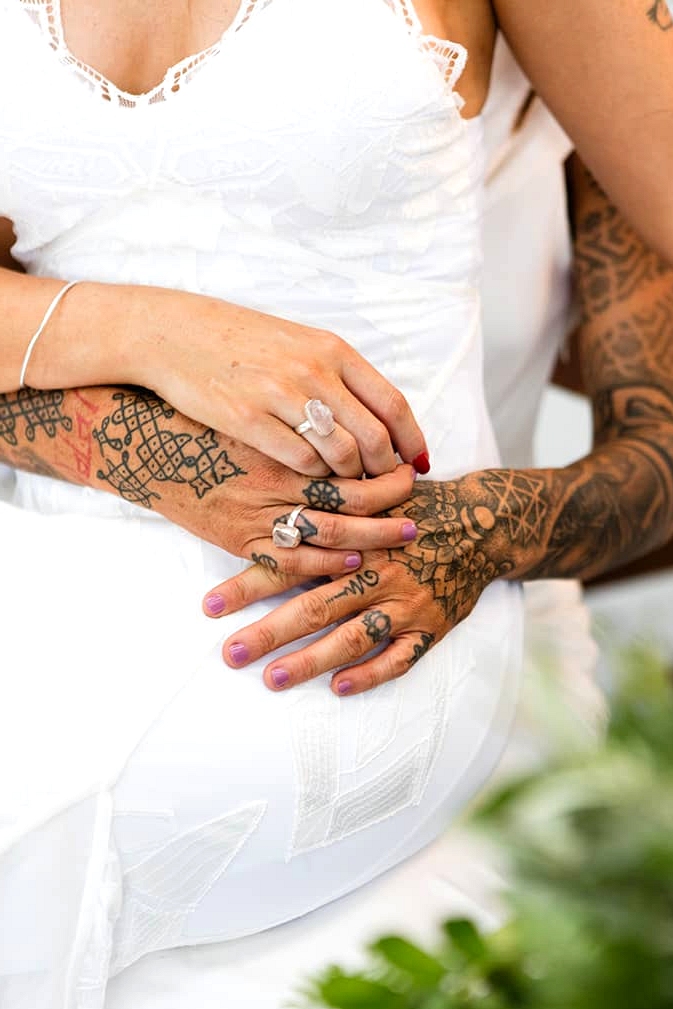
[255,622,278,656]
[362,423,391,458]
[316,513,339,546]
[385,388,410,425]
[294,442,322,473]
[329,436,358,468]
[293,652,320,684]
[341,620,366,659]
[298,591,332,633]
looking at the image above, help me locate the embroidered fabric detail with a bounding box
[382,0,468,91]
[355,679,402,770]
[110,802,266,973]
[16,0,274,107]
[288,688,341,858]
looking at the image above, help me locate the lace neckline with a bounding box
[16,0,469,110]
[17,0,271,107]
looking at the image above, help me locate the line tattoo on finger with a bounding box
[326,570,380,603]
[408,631,436,667]
[363,610,392,645]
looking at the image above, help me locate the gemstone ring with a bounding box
[272,504,308,549]
[294,399,336,438]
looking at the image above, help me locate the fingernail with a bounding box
[271,667,290,688]
[402,521,418,541]
[412,452,430,475]
[204,593,226,616]
[345,553,361,569]
[228,642,250,665]
[337,680,353,696]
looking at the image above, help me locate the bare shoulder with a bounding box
[412,0,497,116]
[492,0,673,262]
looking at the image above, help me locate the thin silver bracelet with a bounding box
[19,280,80,389]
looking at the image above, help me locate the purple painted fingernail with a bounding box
[228,642,250,665]
[337,680,353,696]
[345,553,361,569]
[204,593,226,616]
[402,522,418,541]
[271,667,290,688]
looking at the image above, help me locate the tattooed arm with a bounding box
[205,156,673,696]
[495,0,673,263]
[0,383,420,575]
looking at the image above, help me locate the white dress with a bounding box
[0,3,526,1008]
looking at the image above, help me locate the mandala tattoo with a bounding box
[326,569,380,603]
[302,478,345,512]
[386,482,513,623]
[363,610,392,645]
[94,391,245,508]
[0,388,73,446]
[251,552,278,572]
[648,0,673,30]
[482,472,548,547]
[408,631,436,668]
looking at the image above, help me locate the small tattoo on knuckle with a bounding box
[362,609,392,645]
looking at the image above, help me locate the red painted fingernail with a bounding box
[204,593,226,616]
[412,452,430,475]
[271,667,290,688]
[345,553,361,569]
[228,642,249,665]
[402,522,417,542]
[337,680,353,696]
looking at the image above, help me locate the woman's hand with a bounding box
[133,293,429,479]
[204,480,513,695]
[0,384,420,576]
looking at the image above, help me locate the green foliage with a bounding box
[299,644,673,1009]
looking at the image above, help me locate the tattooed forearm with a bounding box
[93,390,244,508]
[0,385,246,510]
[648,1,673,30]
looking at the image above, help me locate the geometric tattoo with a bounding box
[482,471,548,546]
[93,390,245,508]
[0,387,73,445]
[647,1,673,30]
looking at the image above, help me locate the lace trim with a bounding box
[16,0,273,107]
[383,0,468,92]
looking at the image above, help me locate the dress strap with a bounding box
[382,0,468,92]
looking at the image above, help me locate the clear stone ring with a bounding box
[272,504,308,549]
[294,399,336,438]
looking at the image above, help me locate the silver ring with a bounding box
[293,399,336,438]
[272,504,308,549]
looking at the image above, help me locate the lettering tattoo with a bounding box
[648,1,673,30]
[362,610,392,645]
[302,478,345,512]
[94,391,245,508]
[326,569,379,603]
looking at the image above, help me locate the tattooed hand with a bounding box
[0,385,419,576]
[204,479,513,696]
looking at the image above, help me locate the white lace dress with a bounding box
[0,5,575,1009]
